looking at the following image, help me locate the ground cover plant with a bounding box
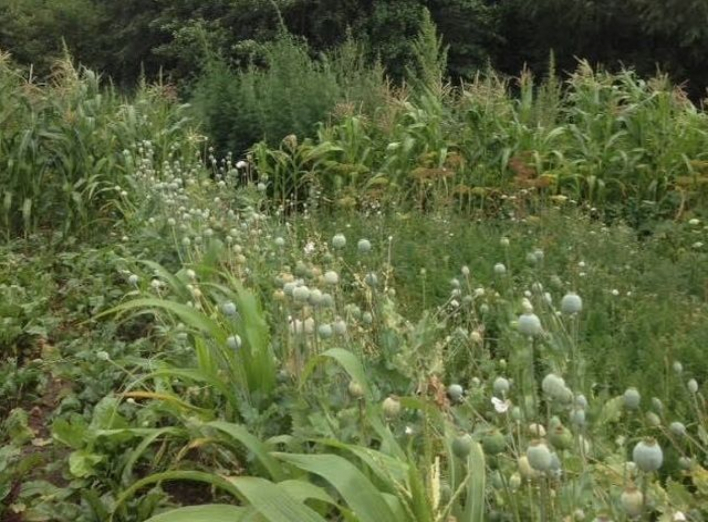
[2,19,708,522]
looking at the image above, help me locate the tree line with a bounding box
[1,0,706,96]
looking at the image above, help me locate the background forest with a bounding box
[2,0,707,94]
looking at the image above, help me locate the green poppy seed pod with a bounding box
[517,456,538,480]
[620,485,644,517]
[452,433,473,459]
[348,380,364,398]
[323,270,339,285]
[321,293,335,308]
[510,406,522,422]
[561,292,583,314]
[332,233,346,249]
[632,437,663,472]
[542,373,565,397]
[283,281,297,296]
[447,384,464,403]
[526,440,552,472]
[571,407,586,427]
[364,272,378,287]
[645,412,661,427]
[318,323,333,339]
[548,451,561,473]
[520,300,533,316]
[357,238,371,253]
[382,396,401,419]
[679,456,693,470]
[333,319,347,336]
[527,423,546,438]
[623,387,641,410]
[575,394,588,410]
[494,263,507,275]
[483,430,507,455]
[309,289,324,306]
[226,335,242,350]
[274,237,285,247]
[292,285,311,302]
[526,252,538,265]
[549,425,573,451]
[573,509,586,521]
[294,261,308,277]
[670,421,687,437]
[500,237,510,247]
[128,274,139,285]
[673,361,683,374]
[651,397,663,413]
[493,376,510,397]
[688,379,699,394]
[490,470,504,489]
[518,312,542,337]
[534,249,544,262]
[221,301,237,316]
[509,472,522,489]
[361,311,373,325]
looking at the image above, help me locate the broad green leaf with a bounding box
[462,441,486,522]
[145,504,250,522]
[208,421,284,481]
[112,471,327,522]
[314,438,409,483]
[100,298,226,344]
[69,450,103,478]
[228,476,329,522]
[275,452,403,522]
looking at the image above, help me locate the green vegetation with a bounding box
[2,8,708,522]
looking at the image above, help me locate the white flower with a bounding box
[492,397,511,413]
[303,241,316,255]
[405,426,414,435]
[236,160,248,169]
[674,511,687,521]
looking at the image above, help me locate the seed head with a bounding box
[518,312,542,337]
[632,437,663,472]
[561,292,583,314]
[382,396,401,418]
[227,335,242,350]
[526,440,552,472]
[452,433,473,459]
[620,485,644,517]
[447,384,464,402]
[623,387,641,410]
[688,379,699,394]
[357,238,372,253]
[323,271,339,285]
[493,376,510,397]
[318,323,333,339]
[332,233,346,249]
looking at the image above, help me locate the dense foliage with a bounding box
[1,0,707,95]
[2,8,708,522]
